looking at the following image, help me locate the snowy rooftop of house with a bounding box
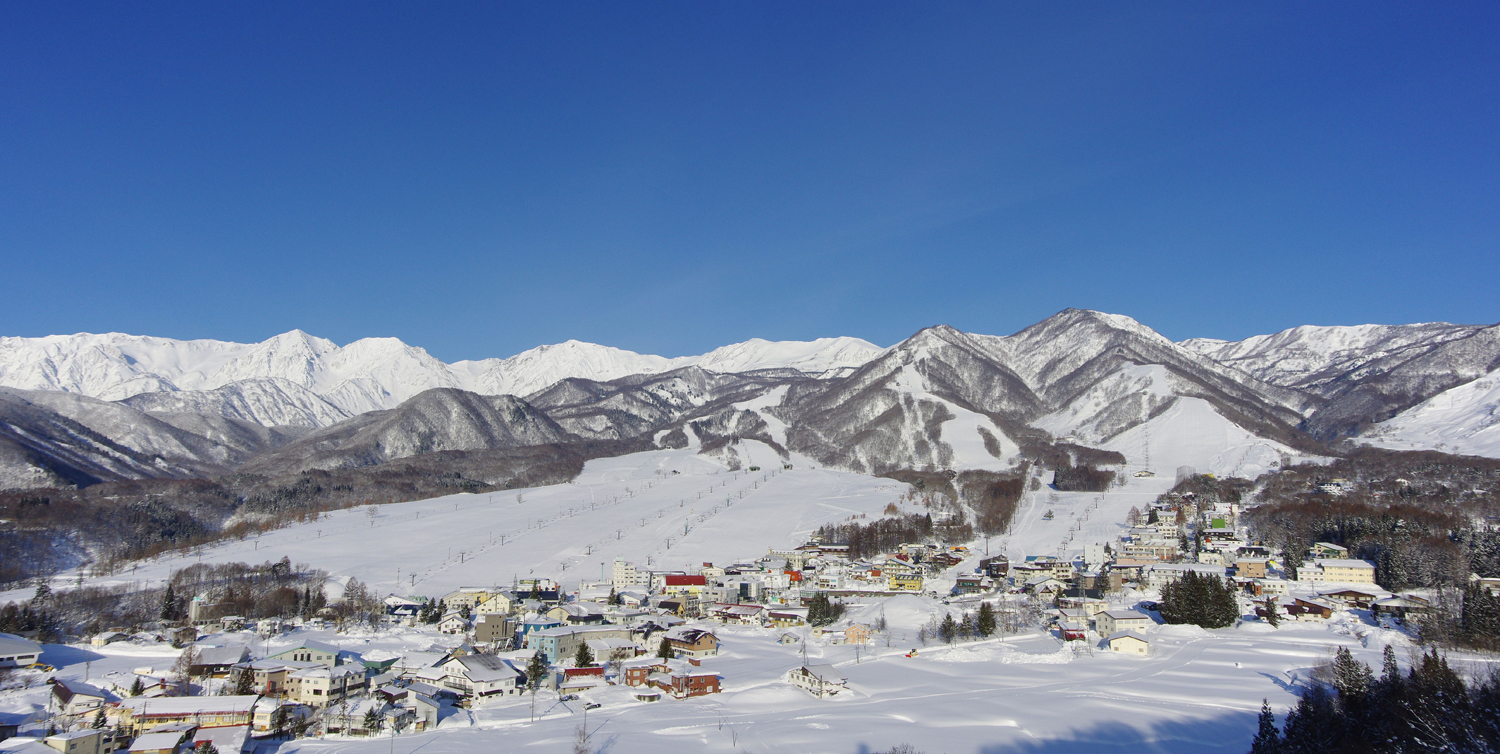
[1107,631,1150,643]
[452,654,522,683]
[194,646,249,666]
[1102,610,1150,621]
[192,725,250,754]
[274,639,339,655]
[801,664,846,683]
[0,633,41,655]
[128,732,187,751]
[1313,559,1374,568]
[119,695,260,715]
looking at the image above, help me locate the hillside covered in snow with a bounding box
[1,309,1498,492]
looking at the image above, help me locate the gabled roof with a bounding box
[1107,630,1150,643]
[0,632,41,656]
[194,645,250,666]
[452,654,523,683]
[663,575,706,587]
[272,639,339,655]
[799,664,846,684]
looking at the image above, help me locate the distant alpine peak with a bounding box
[0,329,890,419]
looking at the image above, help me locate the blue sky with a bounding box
[3,3,1497,361]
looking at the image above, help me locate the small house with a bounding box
[787,664,847,698]
[1096,610,1153,637]
[1106,631,1150,656]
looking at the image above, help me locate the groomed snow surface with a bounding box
[1365,369,1500,459]
[12,588,1493,754]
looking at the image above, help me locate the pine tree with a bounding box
[1249,699,1282,754]
[1380,644,1399,684]
[1330,647,1372,703]
[1281,539,1303,581]
[938,613,957,644]
[1460,581,1500,651]
[958,613,975,640]
[976,602,997,637]
[574,640,595,668]
[1263,597,1279,628]
[657,636,674,660]
[526,650,549,690]
[91,709,106,729]
[129,676,144,696]
[362,708,381,733]
[194,743,219,754]
[233,667,255,696]
[161,584,179,622]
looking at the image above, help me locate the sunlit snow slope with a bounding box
[22,446,903,601]
[1364,369,1500,458]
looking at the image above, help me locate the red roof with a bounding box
[786,571,803,582]
[664,575,706,586]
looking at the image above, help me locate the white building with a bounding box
[787,664,847,697]
[1106,631,1150,656]
[1096,610,1153,637]
[1298,559,1376,585]
[612,558,650,590]
[0,632,41,668]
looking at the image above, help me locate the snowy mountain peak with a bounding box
[692,336,885,374]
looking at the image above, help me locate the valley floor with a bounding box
[5,443,1491,754]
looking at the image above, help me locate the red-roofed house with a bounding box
[661,575,707,596]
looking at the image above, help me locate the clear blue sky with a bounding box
[3,3,1497,360]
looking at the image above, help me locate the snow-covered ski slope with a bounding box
[0,385,1324,606]
[8,444,903,602]
[1365,369,1500,458]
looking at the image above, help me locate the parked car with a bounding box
[560,694,579,702]
[585,703,601,710]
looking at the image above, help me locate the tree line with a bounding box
[1250,646,1500,753]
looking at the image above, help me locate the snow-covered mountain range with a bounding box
[1,310,1497,489]
[0,331,885,417]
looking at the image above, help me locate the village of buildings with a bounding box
[5,466,1486,754]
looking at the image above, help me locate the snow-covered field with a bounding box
[2,444,906,604]
[9,594,1497,754]
[7,430,1482,754]
[1364,370,1500,459]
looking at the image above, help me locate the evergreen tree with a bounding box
[271,704,290,738]
[976,602,997,637]
[161,584,179,622]
[1330,646,1372,703]
[1147,508,1159,525]
[657,636,674,660]
[1460,580,1500,651]
[1263,597,1279,628]
[1249,699,1282,754]
[958,612,975,640]
[1280,538,1303,582]
[1380,644,1400,684]
[1160,572,1238,629]
[362,708,381,734]
[194,743,219,754]
[129,676,144,696]
[233,667,255,696]
[91,709,106,729]
[938,613,957,644]
[574,640,595,668]
[526,650,549,690]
